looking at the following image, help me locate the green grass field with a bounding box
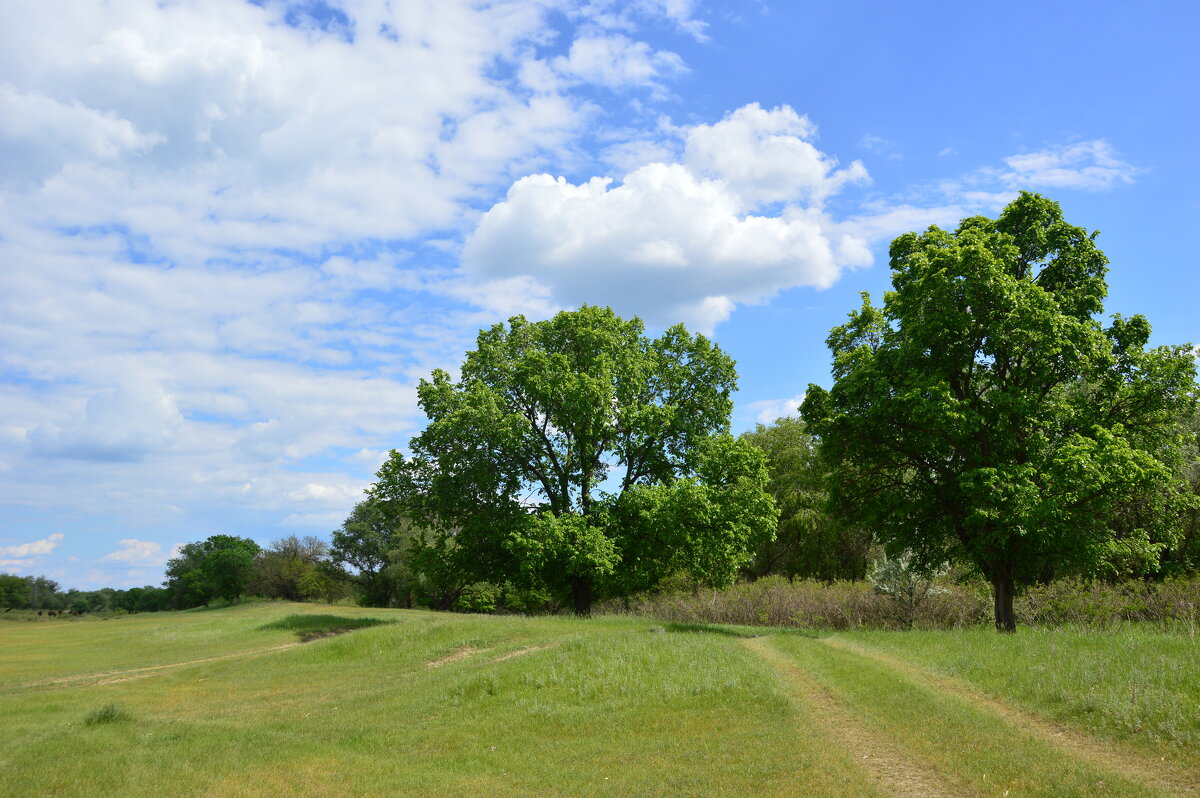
[1,603,1196,797]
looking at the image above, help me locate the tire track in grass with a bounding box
[743,636,961,798]
[0,643,304,693]
[819,637,1199,798]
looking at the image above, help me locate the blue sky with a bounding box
[2,0,1196,589]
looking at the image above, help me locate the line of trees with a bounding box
[10,194,1191,633]
[162,534,351,609]
[327,193,1197,632]
[0,574,171,614]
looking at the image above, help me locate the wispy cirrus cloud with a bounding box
[996,139,1143,192]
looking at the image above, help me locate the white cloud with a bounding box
[574,0,709,41]
[553,34,685,90]
[0,533,64,558]
[685,104,868,209]
[100,538,164,565]
[464,104,870,332]
[746,395,805,425]
[0,0,596,258]
[28,382,182,463]
[1,1,700,547]
[996,140,1142,192]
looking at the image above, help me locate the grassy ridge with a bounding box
[0,604,877,797]
[1,603,1195,796]
[841,626,1200,759]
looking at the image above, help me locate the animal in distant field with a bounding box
[37,611,42,616]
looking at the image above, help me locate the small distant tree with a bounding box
[331,499,408,607]
[24,576,62,611]
[252,535,335,601]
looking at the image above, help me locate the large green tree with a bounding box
[802,193,1196,631]
[377,305,777,615]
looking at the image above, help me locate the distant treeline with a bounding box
[0,574,170,614]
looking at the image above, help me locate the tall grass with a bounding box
[842,624,1200,763]
[603,574,1200,631]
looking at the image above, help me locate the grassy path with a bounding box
[744,636,956,798]
[747,633,1190,798]
[2,605,1195,796]
[0,642,305,691]
[818,636,1198,797]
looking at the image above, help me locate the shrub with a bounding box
[85,703,132,726]
[602,575,988,630]
[452,583,500,614]
[869,552,949,629]
[601,574,1200,631]
[1017,577,1200,628]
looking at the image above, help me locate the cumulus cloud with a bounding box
[684,104,868,209]
[464,104,870,331]
[0,1,696,540]
[0,533,65,558]
[100,538,165,565]
[995,140,1142,192]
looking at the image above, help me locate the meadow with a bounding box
[1,603,1196,797]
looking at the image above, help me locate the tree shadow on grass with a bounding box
[663,621,825,639]
[258,614,395,642]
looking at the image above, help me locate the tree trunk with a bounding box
[571,576,593,617]
[991,573,1016,632]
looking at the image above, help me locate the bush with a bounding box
[869,552,948,629]
[85,703,132,726]
[602,574,1200,631]
[1017,577,1200,628]
[452,583,500,614]
[601,575,988,630]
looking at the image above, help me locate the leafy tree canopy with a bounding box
[740,417,872,581]
[373,305,777,614]
[164,534,261,608]
[802,192,1197,631]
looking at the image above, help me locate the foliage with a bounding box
[0,574,169,615]
[740,417,872,580]
[330,498,471,609]
[374,305,777,614]
[250,535,348,603]
[451,583,501,614]
[0,574,30,610]
[802,192,1197,630]
[1154,406,1200,575]
[165,535,261,608]
[609,573,1200,631]
[83,703,132,726]
[330,499,403,607]
[868,551,948,629]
